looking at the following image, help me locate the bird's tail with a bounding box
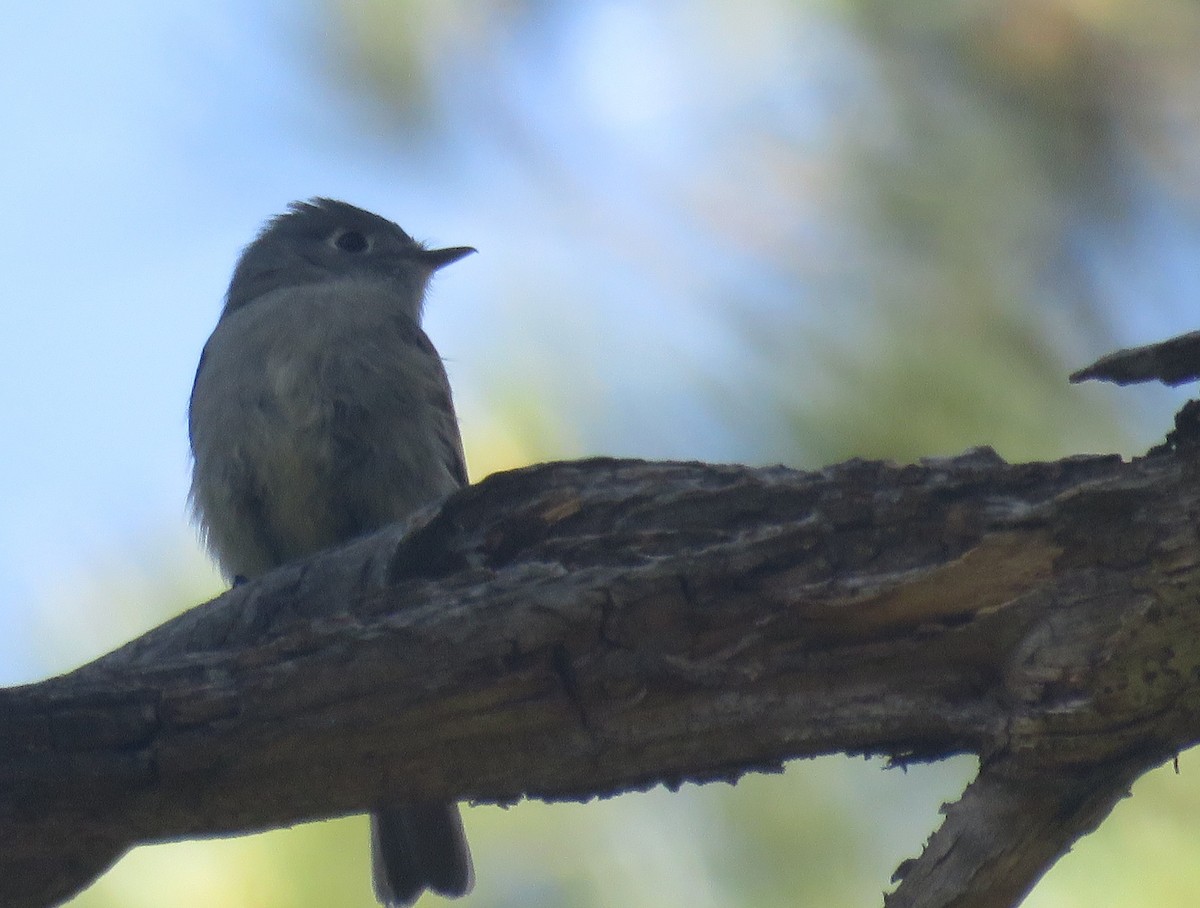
[371,803,473,907]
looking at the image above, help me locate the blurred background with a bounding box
[3,0,1200,905]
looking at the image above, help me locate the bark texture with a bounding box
[4,438,1200,907]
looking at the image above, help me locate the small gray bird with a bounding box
[188,198,475,907]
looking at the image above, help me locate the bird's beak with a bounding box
[419,245,477,270]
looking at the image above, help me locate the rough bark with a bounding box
[4,429,1200,907]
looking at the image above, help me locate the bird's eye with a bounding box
[333,230,369,253]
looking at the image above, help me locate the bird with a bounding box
[187,197,476,906]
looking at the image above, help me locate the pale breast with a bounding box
[189,281,466,579]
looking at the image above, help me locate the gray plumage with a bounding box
[188,198,475,906]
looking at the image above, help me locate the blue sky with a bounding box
[0,1,481,681]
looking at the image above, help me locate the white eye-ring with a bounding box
[332,229,370,253]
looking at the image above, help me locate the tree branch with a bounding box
[5,438,1200,907]
[1069,328,1200,386]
